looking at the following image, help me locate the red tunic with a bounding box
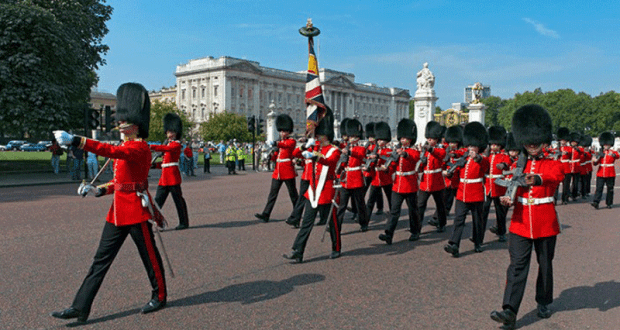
[419,147,447,192]
[273,138,297,180]
[567,146,583,174]
[371,147,395,186]
[363,143,376,178]
[594,150,619,178]
[183,145,193,158]
[151,140,182,186]
[509,157,564,239]
[579,151,592,174]
[484,151,512,198]
[292,146,314,181]
[80,138,153,226]
[455,156,489,203]
[342,145,366,189]
[305,145,342,206]
[559,145,571,173]
[444,148,466,189]
[392,147,421,194]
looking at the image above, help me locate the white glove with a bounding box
[305,138,316,149]
[302,151,314,159]
[77,183,96,197]
[267,140,275,147]
[53,130,74,146]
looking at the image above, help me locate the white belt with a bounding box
[560,160,569,163]
[346,166,362,171]
[161,162,179,168]
[569,160,579,163]
[601,164,614,167]
[485,174,504,179]
[277,158,291,163]
[305,159,313,164]
[461,178,483,183]
[396,170,417,176]
[517,196,554,206]
[423,168,442,174]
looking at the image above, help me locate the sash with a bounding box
[307,147,337,208]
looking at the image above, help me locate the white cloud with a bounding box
[523,18,560,39]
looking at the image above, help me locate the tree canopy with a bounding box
[198,112,253,143]
[148,101,193,142]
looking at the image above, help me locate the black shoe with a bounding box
[561,201,568,205]
[474,245,483,253]
[330,251,341,259]
[498,234,507,242]
[536,304,552,318]
[51,307,88,323]
[255,213,269,222]
[283,251,303,263]
[350,214,359,222]
[490,309,516,329]
[141,299,166,314]
[315,221,327,226]
[444,243,459,257]
[437,226,445,233]
[408,233,420,241]
[378,233,393,245]
[469,237,475,243]
[591,202,599,209]
[285,219,300,228]
[489,226,498,234]
[175,224,188,230]
[375,210,384,215]
[607,205,613,209]
[428,218,439,227]
[360,225,369,232]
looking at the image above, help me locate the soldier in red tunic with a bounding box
[491,104,565,329]
[365,122,394,217]
[284,107,342,262]
[444,122,489,256]
[255,114,299,222]
[482,126,512,242]
[417,121,448,232]
[432,125,465,225]
[151,113,190,230]
[578,135,593,198]
[556,127,571,204]
[285,137,317,228]
[51,83,167,323]
[363,122,384,214]
[591,131,619,209]
[378,119,422,244]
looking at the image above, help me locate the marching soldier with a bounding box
[151,113,190,230]
[51,83,167,323]
[286,137,316,228]
[417,121,448,232]
[365,122,394,217]
[444,122,489,256]
[578,135,593,198]
[556,127,571,204]
[255,114,299,222]
[378,119,422,244]
[591,131,619,209]
[284,107,342,262]
[491,104,565,329]
[363,122,384,214]
[432,125,465,224]
[482,126,512,242]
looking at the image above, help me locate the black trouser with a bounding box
[593,176,615,206]
[203,158,210,173]
[562,173,579,200]
[238,159,245,171]
[226,160,236,174]
[287,179,310,225]
[362,176,383,210]
[384,191,419,237]
[366,184,392,216]
[337,187,369,228]
[261,178,298,217]
[434,187,456,219]
[585,172,592,195]
[292,200,340,254]
[155,185,189,227]
[72,221,167,314]
[578,173,590,197]
[418,189,447,228]
[502,234,556,314]
[483,196,508,236]
[449,200,484,247]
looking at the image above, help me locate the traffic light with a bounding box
[257,118,264,135]
[104,106,116,132]
[247,115,255,132]
[88,109,100,129]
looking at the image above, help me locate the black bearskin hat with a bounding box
[397,118,417,143]
[599,131,615,146]
[365,122,376,139]
[557,127,570,141]
[374,121,391,141]
[340,118,351,137]
[512,104,553,147]
[345,118,363,138]
[163,113,182,140]
[579,135,592,147]
[505,132,519,151]
[115,82,150,138]
[425,121,443,139]
[569,132,581,143]
[276,114,293,132]
[444,125,463,146]
[488,126,507,147]
[463,121,488,152]
[315,106,335,142]
[439,125,447,140]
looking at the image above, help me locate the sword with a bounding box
[78,158,112,198]
[138,191,175,278]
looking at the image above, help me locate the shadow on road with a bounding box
[171,273,325,306]
[516,280,620,328]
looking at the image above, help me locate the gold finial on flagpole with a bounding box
[300,18,320,37]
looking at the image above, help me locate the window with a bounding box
[231,88,235,98]
[181,89,186,100]
[214,86,218,97]
[192,89,196,99]
[239,87,243,98]
[201,88,205,98]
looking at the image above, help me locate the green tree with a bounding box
[408,100,415,119]
[435,106,442,114]
[482,96,505,128]
[149,101,192,142]
[198,112,253,142]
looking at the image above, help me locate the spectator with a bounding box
[203,147,211,173]
[49,140,63,174]
[192,140,199,170]
[86,151,99,181]
[183,143,195,176]
[216,140,226,164]
[71,145,84,180]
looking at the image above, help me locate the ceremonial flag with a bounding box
[305,36,326,137]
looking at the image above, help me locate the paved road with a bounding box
[1,166,619,329]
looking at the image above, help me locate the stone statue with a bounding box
[416,62,435,90]
[471,82,483,104]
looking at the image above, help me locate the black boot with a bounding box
[51,307,89,323]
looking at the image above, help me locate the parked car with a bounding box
[20,143,47,152]
[6,140,27,150]
[0,145,6,151]
[37,141,53,150]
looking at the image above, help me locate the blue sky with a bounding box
[96,0,620,110]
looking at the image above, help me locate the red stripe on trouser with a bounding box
[141,222,166,302]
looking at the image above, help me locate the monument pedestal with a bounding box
[267,110,276,141]
[414,89,438,145]
[468,103,486,124]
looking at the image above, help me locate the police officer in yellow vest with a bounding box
[225,142,237,175]
[236,143,246,171]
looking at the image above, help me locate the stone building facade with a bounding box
[169,56,410,136]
